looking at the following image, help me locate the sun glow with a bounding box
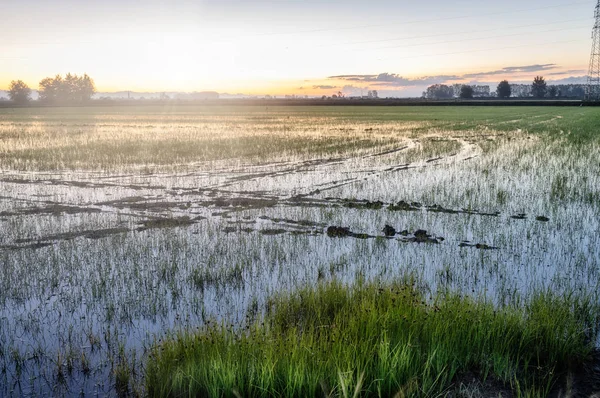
[0,0,593,97]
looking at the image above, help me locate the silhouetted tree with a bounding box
[531,76,547,99]
[459,85,474,99]
[39,75,63,103]
[424,84,454,99]
[78,74,96,102]
[8,80,32,104]
[38,73,96,103]
[548,86,558,98]
[496,80,511,99]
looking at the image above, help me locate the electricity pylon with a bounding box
[586,0,600,100]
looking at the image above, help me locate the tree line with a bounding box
[424,76,566,100]
[7,74,96,104]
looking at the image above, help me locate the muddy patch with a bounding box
[0,242,54,251]
[136,217,199,231]
[0,177,161,191]
[383,225,396,237]
[10,227,130,248]
[257,216,327,229]
[98,196,190,211]
[388,201,421,212]
[0,204,102,217]
[343,200,385,210]
[459,241,498,250]
[399,229,443,244]
[326,226,373,240]
[511,213,527,220]
[224,226,255,234]
[260,229,288,236]
[209,197,277,209]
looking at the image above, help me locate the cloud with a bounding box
[312,85,338,90]
[548,75,588,84]
[328,64,566,89]
[462,64,558,79]
[548,69,586,76]
[328,73,458,87]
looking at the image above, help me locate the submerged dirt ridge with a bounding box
[0,136,529,252]
[1,174,544,252]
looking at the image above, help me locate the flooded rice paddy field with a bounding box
[0,105,599,396]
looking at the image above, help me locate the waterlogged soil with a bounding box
[0,191,537,252]
[0,113,599,396]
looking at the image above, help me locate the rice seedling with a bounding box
[0,105,599,395]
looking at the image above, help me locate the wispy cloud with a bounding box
[548,75,588,84]
[328,73,458,87]
[312,85,338,90]
[462,64,558,79]
[328,64,563,88]
[548,69,586,76]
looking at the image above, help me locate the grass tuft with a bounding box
[145,278,599,397]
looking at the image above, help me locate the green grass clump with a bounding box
[145,279,599,397]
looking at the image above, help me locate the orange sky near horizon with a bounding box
[0,0,595,97]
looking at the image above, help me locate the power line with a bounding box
[377,38,582,62]
[317,17,592,48]
[366,25,589,52]
[219,0,593,40]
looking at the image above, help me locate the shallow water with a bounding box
[1,107,599,396]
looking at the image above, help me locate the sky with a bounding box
[0,0,596,97]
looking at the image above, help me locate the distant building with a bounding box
[509,84,531,98]
[452,84,491,98]
[503,84,585,99]
[472,85,490,97]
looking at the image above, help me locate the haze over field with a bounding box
[0,0,595,97]
[3,1,600,395]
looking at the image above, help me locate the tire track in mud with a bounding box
[0,189,547,253]
[287,135,481,198]
[0,135,517,252]
[200,140,418,192]
[0,177,165,191]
